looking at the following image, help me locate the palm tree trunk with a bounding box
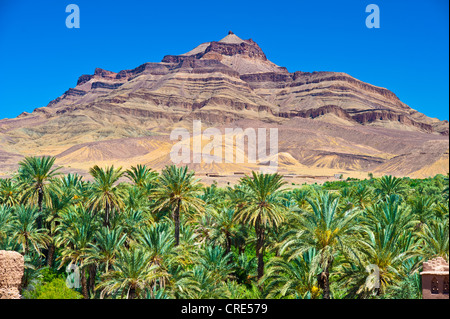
[46,243,55,267]
[23,234,29,256]
[81,268,89,299]
[322,271,330,299]
[37,186,44,229]
[88,264,97,297]
[225,232,232,255]
[104,202,110,227]
[320,259,333,299]
[129,286,137,299]
[376,277,382,296]
[257,247,265,280]
[255,219,265,280]
[174,200,181,246]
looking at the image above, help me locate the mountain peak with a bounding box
[179,32,248,57]
[161,32,288,74]
[218,32,244,44]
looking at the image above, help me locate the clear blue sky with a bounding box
[0,0,448,120]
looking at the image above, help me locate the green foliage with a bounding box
[2,156,448,299]
[30,278,83,299]
[40,267,62,282]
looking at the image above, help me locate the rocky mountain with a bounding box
[0,32,448,180]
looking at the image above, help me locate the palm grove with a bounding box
[0,156,448,299]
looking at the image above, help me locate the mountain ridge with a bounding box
[0,32,448,180]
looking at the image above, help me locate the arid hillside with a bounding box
[0,32,448,179]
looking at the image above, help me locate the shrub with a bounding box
[32,278,83,299]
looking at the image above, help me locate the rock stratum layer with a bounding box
[0,250,24,299]
[0,32,448,179]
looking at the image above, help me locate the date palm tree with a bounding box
[189,265,229,299]
[419,219,449,260]
[339,187,355,211]
[56,206,100,298]
[17,156,61,228]
[125,164,158,189]
[87,226,127,274]
[262,248,319,299]
[234,172,286,280]
[44,190,73,267]
[165,264,200,299]
[138,222,174,269]
[123,186,149,211]
[89,165,127,227]
[97,246,167,299]
[54,173,84,200]
[0,178,21,207]
[375,175,407,198]
[443,174,449,200]
[226,183,252,211]
[84,226,128,296]
[409,195,435,228]
[433,202,449,220]
[208,207,238,254]
[200,183,223,205]
[352,184,373,209]
[279,192,363,299]
[365,195,417,232]
[116,208,148,243]
[0,205,12,244]
[10,205,50,256]
[291,188,311,211]
[137,222,177,295]
[152,165,204,246]
[338,223,418,297]
[198,245,234,282]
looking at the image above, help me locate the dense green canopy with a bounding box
[1,157,448,299]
